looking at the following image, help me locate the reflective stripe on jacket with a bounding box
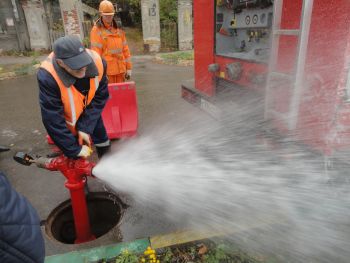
[40,49,103,135]
[90,21,132,76]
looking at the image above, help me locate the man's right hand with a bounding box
[125,70,132,80]
[77,145,92,158]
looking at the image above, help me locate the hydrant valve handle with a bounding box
[13,152,35,166]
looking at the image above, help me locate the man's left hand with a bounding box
[78,131,91,147]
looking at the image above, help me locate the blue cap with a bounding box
[53,35,92,70]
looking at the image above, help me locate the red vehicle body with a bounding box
[182,0,350,157]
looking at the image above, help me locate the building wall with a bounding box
[0,0,19,51]
[21,0,50,49]
[0,0,91,51]
[0,0,30,51]
[59,0,84,39]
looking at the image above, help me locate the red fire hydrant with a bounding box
[14,152,96,244]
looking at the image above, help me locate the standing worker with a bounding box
[37,35,111,159]
[90,0,132,83]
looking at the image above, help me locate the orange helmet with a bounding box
[99,0,115,16]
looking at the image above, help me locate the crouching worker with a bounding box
[0,171,45,263]
[37,35,111,159]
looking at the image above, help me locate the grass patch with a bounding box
[0,49,42,79]
[0,57,40,78]
[14,64,32,76]
[156,51,194,66]
[93,239,277,263]
[161,51,194,61]
[155,240,268,263]
[1,49,48,57]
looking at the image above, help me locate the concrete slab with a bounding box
[0,56,208,256]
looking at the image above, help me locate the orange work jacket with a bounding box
[40,49,104,135]
[90,21,132,76]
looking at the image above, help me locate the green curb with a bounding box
[44,227,250,262]
[43,229,213,263]
[44,224,266,263]
[45,238,150,263]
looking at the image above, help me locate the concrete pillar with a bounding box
[58,0,84,39]
[21,0,50,49]
[141,0,160,52]
[13,0,31,51]
[178,0,193,50]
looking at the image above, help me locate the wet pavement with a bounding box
[0,56,206,256]
[1,56,350,262]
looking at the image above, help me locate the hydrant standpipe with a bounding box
[14,153,96,244]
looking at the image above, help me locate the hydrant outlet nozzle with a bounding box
[35,157,53,169]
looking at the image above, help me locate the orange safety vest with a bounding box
[40,49,103,135]
[90,22,132,76]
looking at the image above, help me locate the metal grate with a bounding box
[160,21,178,51]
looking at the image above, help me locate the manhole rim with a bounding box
[45,191,126,244]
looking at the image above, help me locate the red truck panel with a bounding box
[194,0,215,96]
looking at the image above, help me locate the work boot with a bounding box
[96,145,111,159]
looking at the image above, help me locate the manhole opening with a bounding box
[45,192,125,244]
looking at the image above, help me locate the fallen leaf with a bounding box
[198,244,208,255]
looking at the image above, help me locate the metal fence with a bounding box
[82,20,93,40]
[48,21,93,49]
[49,30,65,47]
[160,21,178,51]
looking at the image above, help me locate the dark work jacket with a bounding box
[37,59,108,158]
[0,171,45,263]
